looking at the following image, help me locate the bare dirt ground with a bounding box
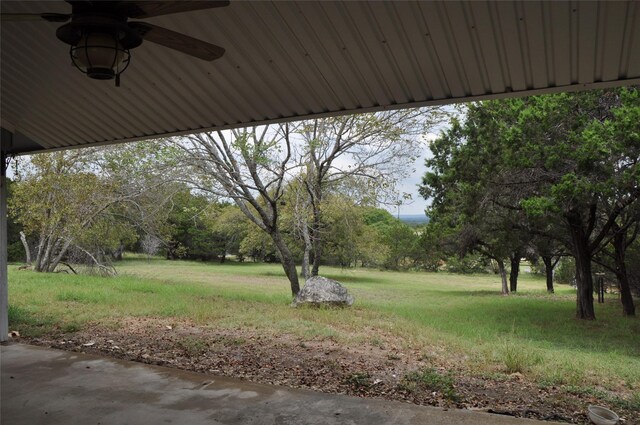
[23,317,637,425]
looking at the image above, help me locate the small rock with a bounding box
[165,325,173,330]
[82,341,95,347]
[141,354,150,360]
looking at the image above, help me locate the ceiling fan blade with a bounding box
[1,13,71,22]
[120,1,229,19]
[129,22,225,61]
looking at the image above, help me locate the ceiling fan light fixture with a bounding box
[70,30,131,84]
[6,1,230,87]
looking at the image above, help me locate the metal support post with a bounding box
[1,148,8,342]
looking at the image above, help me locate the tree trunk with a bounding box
[19,231,32,264]
[300,219,312,280]
[497,259,509,295]
[37,234,57,272]
[509,252,520,292]
[49,239,72,273]
[574,251,596,319]
[612,230,635,316]
[271,229,300,296]
[34,233,48,272]
[113,241,124,261]
[310,195,323,277]
[568,212,596,319]
[541,255,555,293]
[311,226,322,277]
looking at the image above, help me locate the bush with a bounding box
[344,372,372,389]
[8,241,25,262]
[398,368,458,401]
[444,254,490,274]
[555,257,576,284]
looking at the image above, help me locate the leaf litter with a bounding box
[24,317,637,425]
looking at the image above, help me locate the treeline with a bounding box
[7,89,639,320]
[418,87,640,319]
[6,156,437,272]
[7,110,448,285]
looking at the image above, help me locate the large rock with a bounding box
[292,276,354,307]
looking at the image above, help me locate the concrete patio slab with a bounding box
[1,343,555,425]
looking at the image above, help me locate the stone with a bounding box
[291,276,354,307]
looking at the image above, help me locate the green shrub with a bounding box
[177,337,208,356]
[399,368,458,401]
[345,372,372,389]
[444,254,490,274]
[554,257,576,284]
[8,241,25,262]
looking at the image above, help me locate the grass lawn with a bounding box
[8,257,640,405]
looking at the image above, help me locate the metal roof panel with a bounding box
[2,0,639,154]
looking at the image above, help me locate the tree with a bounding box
[178,109,445,295]
[10,151,123,273]
[420,88,640,318]
[513,89,640,318]
[179,126,302,295]
[529,235,565,293]
[163,188,220,261]
[296,110,440,276]
[420,113,526,294]
[209,204,250,262]
[141,234,162,261]
[10,142,178,274]
[378,220,418,270]
[593,216,638,316]
[318,193,377,268]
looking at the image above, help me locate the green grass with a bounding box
[7,257,640,396]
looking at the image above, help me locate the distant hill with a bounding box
[398,214,429,226]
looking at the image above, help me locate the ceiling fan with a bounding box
[1,1,229,86]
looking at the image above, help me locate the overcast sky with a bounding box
[8,120,448,218]
[384,132,438,217]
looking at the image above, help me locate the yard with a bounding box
[7,257,640,424]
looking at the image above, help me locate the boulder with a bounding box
[292,276,354,307]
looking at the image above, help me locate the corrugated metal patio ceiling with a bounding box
[1,0,639,155]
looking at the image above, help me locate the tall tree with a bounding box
[178,109,445,294]
[420,112,526,294]
[297,109,443,276]
[179,126,302,295]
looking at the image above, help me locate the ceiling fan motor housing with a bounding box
[56,13,142,81]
